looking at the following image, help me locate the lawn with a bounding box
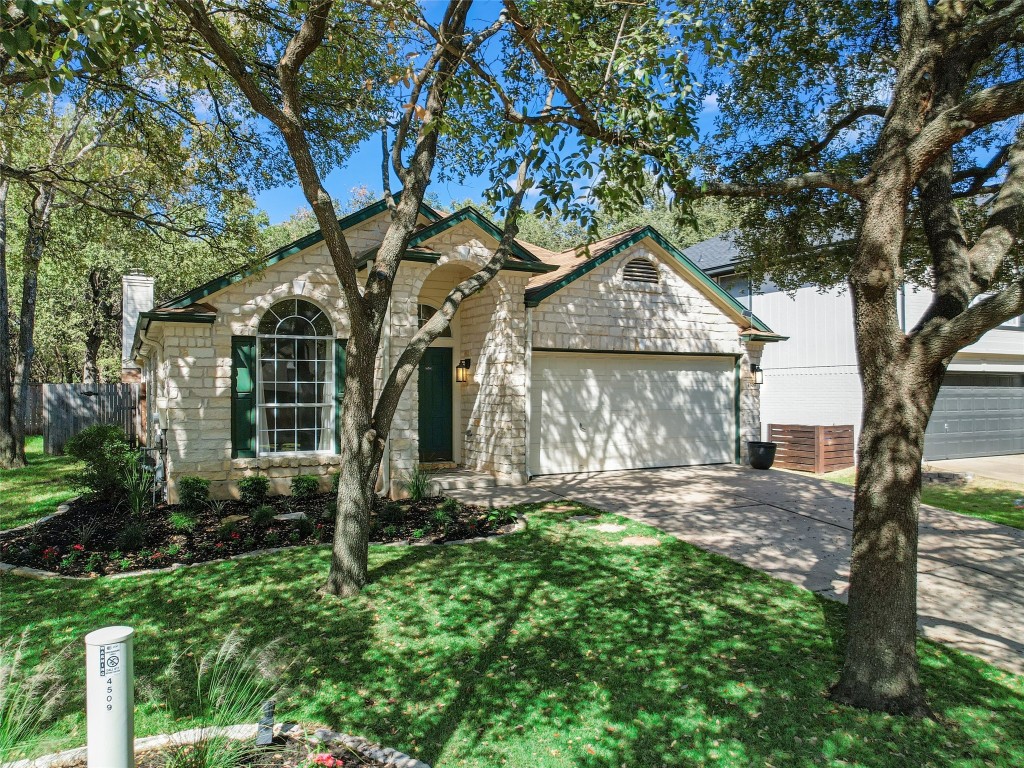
[0,436,83,530]
[824,468,1024,530]
[4,505,1023,767]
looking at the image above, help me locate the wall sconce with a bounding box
[750,363,764,385]
[456,358,471,383]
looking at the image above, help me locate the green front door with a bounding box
[418,347,453,462]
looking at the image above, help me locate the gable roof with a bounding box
[681,231,741,276]
[354,206,556,274]
[160,195,443,310]
[523,225,774,334]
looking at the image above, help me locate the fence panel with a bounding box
[43,383,139,455]
[23,384,45,435]
[768,424,855,474]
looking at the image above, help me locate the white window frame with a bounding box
[255,300,335,457]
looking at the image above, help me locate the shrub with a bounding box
[402,466,433,501]
[237,475,269,507]
[379,502,405,525]
[169,512,197,532]
[486,508,516,527]
[290,474,319,499]
[382,524,399,539]
[64,424,134,498]
[177,476,210,512]
[217,521,238,541]
[116,520,147,552]
[251,504,276,527]
[294,515,314,539]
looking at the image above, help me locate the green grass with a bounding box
[825,468,1024,530]
[0,437,83,530]
[4,504,1023,767]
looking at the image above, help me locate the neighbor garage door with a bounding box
[529,352,736,475]
[924,372,1024,460]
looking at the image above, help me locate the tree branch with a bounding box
[791,105,887,162]
[698,171,866,200]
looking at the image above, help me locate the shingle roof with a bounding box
[680,230,741,275]
[524,226,648,293]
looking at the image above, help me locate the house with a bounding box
[122,198,783,501]
[686,232,1024,461]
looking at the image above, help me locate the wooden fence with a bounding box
[768,424,855,474]
[42,383,140,455]
[24,384,45,435]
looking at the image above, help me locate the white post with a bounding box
[85,626,135,768]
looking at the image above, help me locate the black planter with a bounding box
[747,441,777,470]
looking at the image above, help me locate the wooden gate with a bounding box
[42,383,140,455]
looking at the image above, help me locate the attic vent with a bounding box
[623,258,660,285]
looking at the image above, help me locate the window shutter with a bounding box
[334,339,347,454]
[231,336,257,458]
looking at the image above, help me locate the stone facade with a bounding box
[138,214,768,502]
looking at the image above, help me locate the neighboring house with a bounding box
[686,232,1024,461]
[121,198,782,501]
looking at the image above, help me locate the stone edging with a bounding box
[0,515,527,582]
[1,722,429,768]
[1,496,80,537]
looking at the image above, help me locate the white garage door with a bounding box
[529,352,736,475]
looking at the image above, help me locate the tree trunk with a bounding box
[0,177,24,469]
[83,333,103,384]
[831,352,940,716]
[324,330,384,597]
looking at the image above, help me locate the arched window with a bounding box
[257,298,334,453]
[417,303,452,337]
[622,257,660,285]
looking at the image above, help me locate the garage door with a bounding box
[924,373,1024,460]
[529,352,736,475]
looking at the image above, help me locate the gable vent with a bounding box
[623,258,660,284]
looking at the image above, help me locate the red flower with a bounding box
[73,544,85,551]
[151,552,163,559]
[230,531,241,540]
[311,755,343,767]
[215,542,224,548]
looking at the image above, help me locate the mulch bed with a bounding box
[0,491,514,577]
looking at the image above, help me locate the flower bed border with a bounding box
[0,515,526,581]
[0,722,429,768]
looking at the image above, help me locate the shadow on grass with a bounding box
[4,506,1023,767]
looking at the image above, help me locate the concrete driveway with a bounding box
[452,465,1024,675]
[924,454,1024,485]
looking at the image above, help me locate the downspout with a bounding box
[524,305,533,479]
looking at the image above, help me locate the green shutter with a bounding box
[231,336,257,458]
[334,339,347,453]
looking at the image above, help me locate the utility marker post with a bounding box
[85,626,135,768]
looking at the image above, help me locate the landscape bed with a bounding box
[0,492,517,577]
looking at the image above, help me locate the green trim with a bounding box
[741,332,790,342]
[162,195,442,310]
[139,311,216,324]
[533,347,742,359]
[231,336,257,459]
[524,226,774,334]
[407,207,552,268]
[334,339,347,454]
[734,359,742,464]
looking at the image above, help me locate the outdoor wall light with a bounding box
[751,363,764,385]
[456,358,471,383]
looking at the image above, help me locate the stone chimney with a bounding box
[122,271,154,383]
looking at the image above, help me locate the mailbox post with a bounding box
[85,626,135,768]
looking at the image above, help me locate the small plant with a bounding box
[265,531,281,547]
[237,475,270,507]
[330,471,340,495]
[152,632,284,768]
[287,530,300,544]
[72,519,101,548]
[119,452,154,517]
[84,552,103,573]
[169,512,198,532]
[251,504,276,527]
[291,474,320,499]
[243,535,256,549]
[486,508,516,527]
[379,502,405,525]
[382,524,399,539]
[166,543,182,558]
[295,515,315,539]
[0,631,67,761]
[207,498,229,518]
[402,466,433,501]
[217,520,238,541]
[430,506,453,531]
[318,504,334,522]
[116,520,147,552]
[411,528,427,539]
[177,476,211,512]
[440,497,459,515]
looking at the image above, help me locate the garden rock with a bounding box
[274,511,308,521]
[221,514,249,525]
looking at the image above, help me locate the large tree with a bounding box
[488,0,1024,714]
[165,0,697,597]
